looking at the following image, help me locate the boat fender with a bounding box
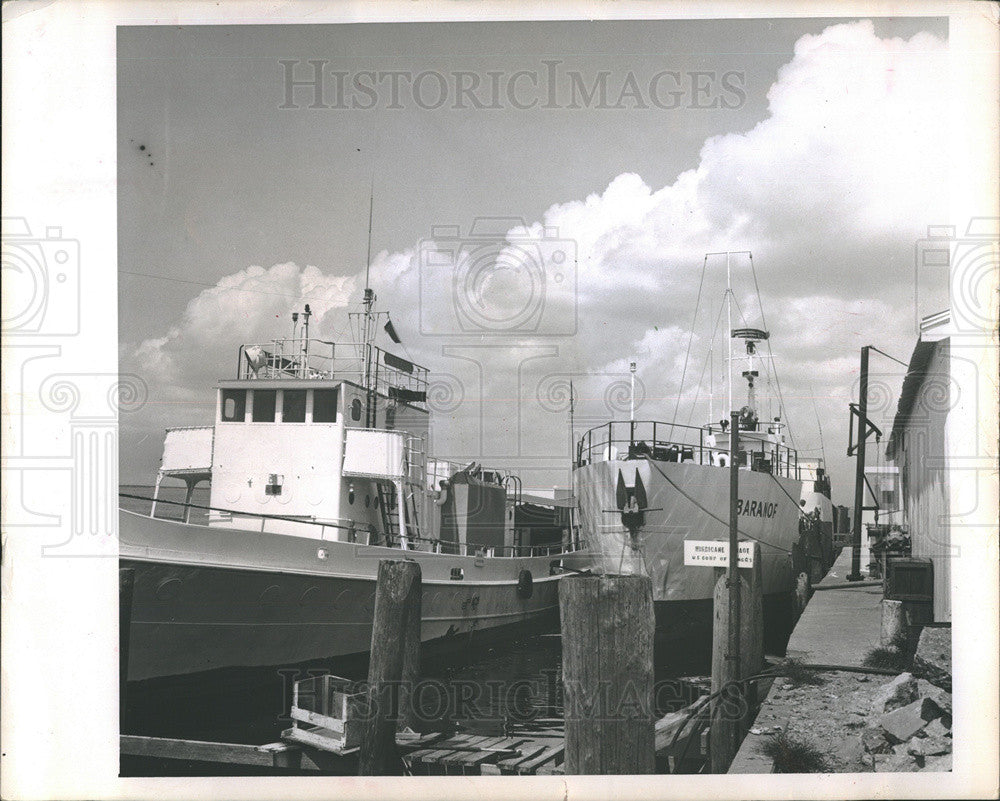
[517,569,533,599]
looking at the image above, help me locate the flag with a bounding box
[384,318,401,344]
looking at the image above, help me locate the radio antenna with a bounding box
[364,173,374,295]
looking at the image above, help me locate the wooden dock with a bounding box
[122,691,712,776]
[404,732,566,775]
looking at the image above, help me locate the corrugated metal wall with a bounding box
[897,340,951,622]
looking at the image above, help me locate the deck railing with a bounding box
[120,492,583,558]
[575,419,800,479]
[237,339,429,401]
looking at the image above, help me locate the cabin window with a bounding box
[252,390,277,422]
[351,398,362,422]
[313,389,338,423]
[221,389,246,422]
[282,389,307,423]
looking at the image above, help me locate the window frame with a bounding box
[220,388,247,422]
[251,389,278,423]
[281,389,307,423]
[313,388,339,423]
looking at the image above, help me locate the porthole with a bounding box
[155,577,183,601]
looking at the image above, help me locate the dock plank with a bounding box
[452,737,525,769]
[122,734,307,768]
[514,737,564,775]
[482,741,550,775]
[439,735,494,765]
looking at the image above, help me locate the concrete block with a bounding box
[923,717,952,738]
[916,678,952,717]
[915,626,951,670]
[880,599,908,650]
[907,732,951,757]
[870,672,918,714]
[880,698,942,744]
[873,752,921,772]
[861,725,893,754]
[914,626,951,691]
[919,753,953,772]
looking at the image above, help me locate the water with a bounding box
[120,486,708,775]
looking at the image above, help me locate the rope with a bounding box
[765,471,814,521]
[640,456,794,554]
[869,346,909,367]
[748,253,795,449]
[684,300,727,430]
[810,383,828,464]
[671,256,708,428]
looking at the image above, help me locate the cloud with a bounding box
[124,21,948,494]
[125,262,356,388]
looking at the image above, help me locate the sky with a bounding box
[118,17,952,499]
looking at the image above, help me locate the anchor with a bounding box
[603,465,661,547]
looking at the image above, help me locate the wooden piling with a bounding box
[119,567,135,732]
[710,412,742,773]
[710,540,764,772]
[398,562,422,733]
[559,573,655,774]
[358,559,422,776]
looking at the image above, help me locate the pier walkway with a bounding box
[730,549,884,772]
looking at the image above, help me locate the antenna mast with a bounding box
[569,380,576,460]
[726,252,732,416]
[362,180,376,390]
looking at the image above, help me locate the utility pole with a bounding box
[848,346,870,582]
[727,409,741,693]
[710,410,742,772]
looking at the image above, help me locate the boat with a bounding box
[572,252,836,655]
[119,289,587,685]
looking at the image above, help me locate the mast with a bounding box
[629,361,636,422]
[709,347,714,426]
[726,252,733,417]
[362,181,376,392]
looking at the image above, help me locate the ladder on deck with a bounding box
[376,480,425,548]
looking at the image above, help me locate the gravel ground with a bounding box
[744,671,886,772]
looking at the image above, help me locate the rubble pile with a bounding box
[859,672,952,771]
[860,628,953,772]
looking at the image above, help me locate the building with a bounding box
[884,310,956,622]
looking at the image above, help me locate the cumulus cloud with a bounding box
[124,21,949,492]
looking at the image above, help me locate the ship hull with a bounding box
[120,509,582,683]
[575,458,808,651]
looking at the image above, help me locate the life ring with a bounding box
[517,569,533,599]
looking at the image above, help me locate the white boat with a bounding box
[120,295,587,684]
[572,253,835,654]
